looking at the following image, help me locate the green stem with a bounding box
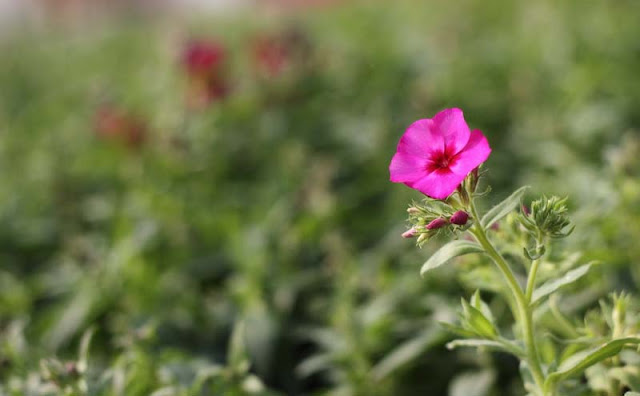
[526,259,540,302]
[469,201,547,395]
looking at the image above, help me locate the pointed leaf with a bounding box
[471,290,495,325]
[447,339,506,350]
[296,354,334,378]
[77,327,95,373]
[229,321,250,375]
[421,240,483,276]
[371,328,445,380]
[439,322,477,338]
[449,370,495,396]
[461,298,497,338]
[481,186,529,229]
[532,262,595,304]
[549,337,640,384]
[447,338,525,357]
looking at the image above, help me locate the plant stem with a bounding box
[469,200,547,395]
[526,259,540,302]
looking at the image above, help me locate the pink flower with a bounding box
[389,108,492,199]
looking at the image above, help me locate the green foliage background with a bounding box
[0,0,639,394]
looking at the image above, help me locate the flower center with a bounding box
[424,151,454,173]
[437,157,450,168]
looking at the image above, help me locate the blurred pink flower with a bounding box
[181,39,226,77]
[180,39,230,107]
[253,36,290,77]
[94,105,146,149]
[389,108,491,200]
[252,29,312,80]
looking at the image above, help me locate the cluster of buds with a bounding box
[583,293,639,338]
[518,195,574,240]
[403,201,472,246]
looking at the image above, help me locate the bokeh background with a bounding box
[1,0,639,395]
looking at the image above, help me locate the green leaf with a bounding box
[449,370,495,396]
[461,298,497,338]
[420,240,483,276]
[439,322,477,338]
[548,337,640,385]
[446,339,523,356]
[229,321,250,375]
[77,326,95,373]
[447,338,526,357]
[531,262,595,304]
[480,186,529,229]
[471,290,495,325]
[447,339,506,350]
[371,328,445,380]
[296,354,334,378]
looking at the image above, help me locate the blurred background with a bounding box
[0,0,639,395]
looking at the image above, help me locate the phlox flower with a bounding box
[181,39,230,107]
[181,40,226,78]
[389,108,491,200]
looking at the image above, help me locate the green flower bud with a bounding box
[519,196,574,239]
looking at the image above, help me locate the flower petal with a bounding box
[448,129,492,176]
[395,118,445,159]
[433,108,470,156]
[409,168,467,200]
[389,151,429,183]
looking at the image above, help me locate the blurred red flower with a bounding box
[252,28,312,79]
[180,39,230,108]
[94,105,146,149]
[253,36,290,77]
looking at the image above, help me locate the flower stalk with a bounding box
[469,199,547,395]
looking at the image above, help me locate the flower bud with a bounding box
[407,207,421,215]
[449,211,469,225]
[402,228,418,238]
[426,218,448,230]
[521,204,531,216]
[519,196,573,239]
[612,293,630,337]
